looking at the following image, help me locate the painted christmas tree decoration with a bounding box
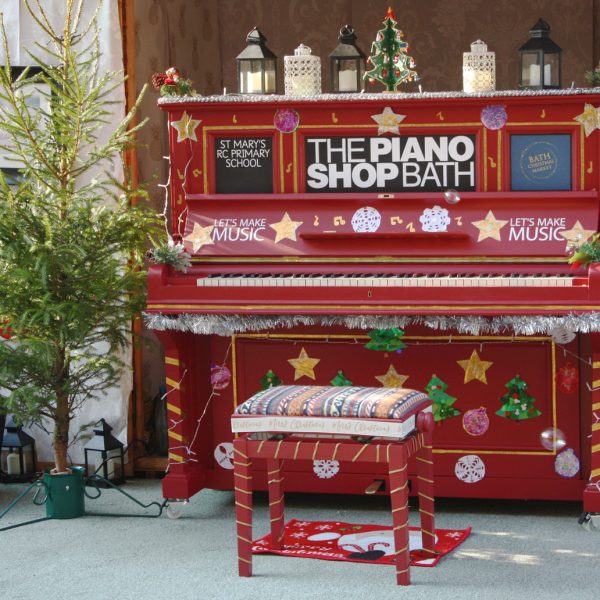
[330,370,353,386]
[496,375,542,420]
[425,375,461,422]
[364,328,407,352]
[260,369,282,390]
[363,7,419,91]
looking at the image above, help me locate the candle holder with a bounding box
[329,25,366,93]
[463,40,495,93]
[518,18,562,89]
[1,416,37,482]
[83,419,126,487]
[284,44,321,96]
[236,27,277,94]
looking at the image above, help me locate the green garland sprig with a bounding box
[568,233,600,268]
[148,239,191,272]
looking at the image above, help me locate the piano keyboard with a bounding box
[196,274,577,288]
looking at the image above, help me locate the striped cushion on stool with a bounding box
[232,385,432,440]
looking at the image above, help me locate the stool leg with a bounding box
[417,438,436,557]
[389,444,411,586]
[267,459,285,550]
[233,436,253,577]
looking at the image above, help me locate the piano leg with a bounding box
[388,444,411,586]
[417,436,436,557]
[583,334,600,517]
[233,436,253,577]
[267,459,285,550]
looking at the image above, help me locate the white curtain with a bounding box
[1,0,130,465]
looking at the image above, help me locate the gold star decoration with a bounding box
[183,222,214,252]
[574,103,600,137]
[170,111,202,142]
[269,212,303,243]
[559,220,595,252]
[471,210,508,242]
[375,365,409,388]
[287,347,320,381]
[371,106,406,135]
[457,350,493,384]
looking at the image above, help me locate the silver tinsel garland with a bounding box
[143,312,600,338]
[159,87,600,105]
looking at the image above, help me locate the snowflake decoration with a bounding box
[454,454,486,483]
[313,459,340,479]
[419,205,451,232]
[351,207,381,233]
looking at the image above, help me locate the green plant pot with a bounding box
[43,466,86,519]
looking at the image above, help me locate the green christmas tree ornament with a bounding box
[425,374,461,422]
[260,369,282,390]
[364,328,407,352]
[364,7,419,91]
[496,374,541,420]
[330,370,353,386]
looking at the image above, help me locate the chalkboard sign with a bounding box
[215,137,273,193]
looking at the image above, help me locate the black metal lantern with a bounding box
[84,419,125,487]
[329,25,366,93]
[1,416,37,482]
[518,18,562,89]
[236,27,277,94]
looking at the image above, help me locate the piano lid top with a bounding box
[180,190,599,264]
[158,87,600,107]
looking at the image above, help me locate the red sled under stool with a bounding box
[231,385,436,586]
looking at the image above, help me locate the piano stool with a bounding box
[230,385,436,586]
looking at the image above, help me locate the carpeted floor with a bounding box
[0,479,598,600]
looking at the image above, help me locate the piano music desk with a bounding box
[231,385,435,586]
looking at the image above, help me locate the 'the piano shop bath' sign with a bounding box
[215,137,273,193]
[305,135,477,192]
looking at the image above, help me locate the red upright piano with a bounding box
[146,89,600,518]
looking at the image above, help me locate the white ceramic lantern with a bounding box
[284,44,321,96]
[463,40,496,93]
